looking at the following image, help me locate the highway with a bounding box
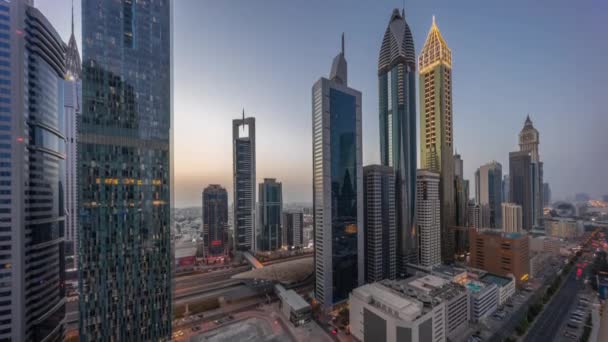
[525,265,582,341]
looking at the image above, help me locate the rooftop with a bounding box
[481,273,514,288]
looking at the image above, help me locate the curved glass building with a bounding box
[378,9,418,270]
[2,0,67,340]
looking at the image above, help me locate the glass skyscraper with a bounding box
[475,161,503,228]
[232,114,256,252]
[2,0,67,340]
[378,9,418,269]
[78,0,172,340]
[312,35,363,308]
[203,185,228,258]
[258,178,283,251]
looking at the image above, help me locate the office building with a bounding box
[501,203,523,233]
[283,211,304,249]
[454,154,469,227]
[258,178,283,252]
[518,116,543,228]
[79,0,172,339]
[543,183,551,207]
[233,113,256,251]
[419,16,455,262]
[467,203,481,228]
[544,218,583,239]
[509,151,532,229]
[379,9,418,268]
[416,170,441,267]
[469,229,530,286]
[475,161,502,228]
[502,175,510,203]
[2,1,67,339]
[312,35,363,308]
[363,165,397,282]
[202,185,228,258]
[64,6,82,270]
[350,275,469,342]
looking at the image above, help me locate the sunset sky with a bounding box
[39,0,607,207]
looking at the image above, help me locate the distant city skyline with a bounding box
[37,0,608,207]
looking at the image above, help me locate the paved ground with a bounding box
[525,266,580,341]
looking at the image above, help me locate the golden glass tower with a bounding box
[419,16,455,262]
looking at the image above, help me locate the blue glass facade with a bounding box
[78,0,172,340]
[329,88,358,303]
[258,179,282,252]
[203,185,228,257]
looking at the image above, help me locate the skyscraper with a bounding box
[475,161,503,228]
[64,2,82,271]
[454,154,469,227]
[502,203,523,233]
[468,203,482,229]
[419,16,455,262]
[363,165,396,282]
[543,183,551,207]
[502,175,510,203]
[203,185,228,259]
[312,35,363,307]
[258,178,283,252]
[3,1,67,339]
[233,113,256,252]
[509,151,533,230]
[79,0,172,340]
[519,116,543,228]
[378,9,418,269]
[416,170,442,267]
[283,211,304,249]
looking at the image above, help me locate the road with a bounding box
[525,266,581,341]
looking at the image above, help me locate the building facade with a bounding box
[419,16,455,263]
[509,151,532,230]
[258,178,283,252]
[467,203,481,228]
[202,185,228,258]
[468,229,530,287]
[378,9,418,268]
[475,161,502,228]
[283,211,304,249]
[416,170,441,267]
[454,154,469,227]
[79,0,172,340]
[64,11,82,271]
[542,182,551,207]
[2,1,67,339]
[518,116,543,228]
[501,203,523,233]
[312,36,363,307]
[363,165,396,282]
[350,276,469,342]
[233,114,256,252]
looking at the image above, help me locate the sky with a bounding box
[38,0,608,207]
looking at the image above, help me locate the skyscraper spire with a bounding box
[341,32,345,56]
[330,33,348,85]
[71,0,74,35]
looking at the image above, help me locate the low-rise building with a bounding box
[275,285,311,327]
[480,273,515,306]
[349,275,468,342]
[545,218,584,239]
[529,252,553,279]
[529,236,562,254]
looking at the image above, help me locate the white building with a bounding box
[416,170,441,267]
[479,273,516,306]
[529,252,552,279]
[350,275,469,342]
[502,203,523,233]
[275,285,311,327]
[545,218,583,239]
[529,236,561,254]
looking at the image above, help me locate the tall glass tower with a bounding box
[258,178,283,251]
[3,1,67,340]
[233,113,256,252]
[378,9,417,269]
[202,185,228,258]
[312,35,363,308]
[78,0,173,340]
[419,16,456,262]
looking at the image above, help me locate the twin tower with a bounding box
[312,9,455,308]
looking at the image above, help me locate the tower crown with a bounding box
[378,8,416,74]
[330,33,348,85]
[419,16,452,73]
